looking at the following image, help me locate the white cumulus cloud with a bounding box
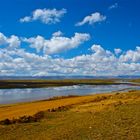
[24,32,90,54]
[1,32,140,76]
[52,31,63,37]
[76,12,106,26]
[114,48,122,55]
[20,8,67,24]
[120,46,140,62]
[0,32,20,48]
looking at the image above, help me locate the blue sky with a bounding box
[0,0,140,76]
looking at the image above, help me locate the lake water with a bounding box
[0,84,140,104]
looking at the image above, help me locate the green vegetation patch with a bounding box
[0,79,118,89]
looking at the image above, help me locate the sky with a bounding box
[0,0,140,76]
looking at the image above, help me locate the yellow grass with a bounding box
[0,90,140,120]
[0,94,111,120]
[0,90,140,140]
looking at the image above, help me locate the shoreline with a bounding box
[0,90,140,139]
[0,89,139,120]
[0,92,112,119]
[0,85,139,105]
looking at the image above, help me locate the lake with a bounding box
[0,84,140,104]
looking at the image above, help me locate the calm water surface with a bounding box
[0,84,140,104]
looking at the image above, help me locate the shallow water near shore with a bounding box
[0,84,140,104]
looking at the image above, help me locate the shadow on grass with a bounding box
[0,105,71,125]
[0,111,45,125]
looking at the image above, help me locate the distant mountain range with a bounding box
[0,75,140,80]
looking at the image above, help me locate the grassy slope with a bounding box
[0,90,140,140]
[130,79,140,83]
[0,94,112,120]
